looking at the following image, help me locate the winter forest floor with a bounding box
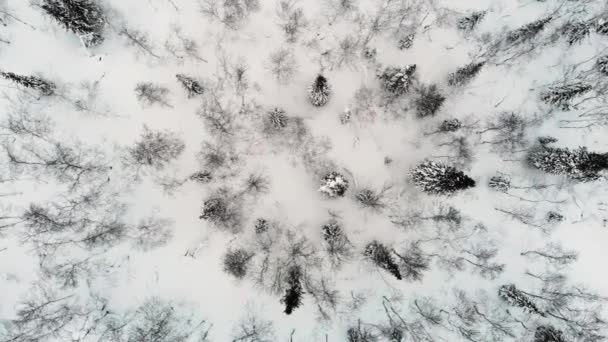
[1,0,608,341]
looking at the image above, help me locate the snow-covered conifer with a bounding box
[189,170,212,184]
[498,284,544,316]
[411,161,475,195]
[319,171,349,197]
[40,0,105,47]
[488,174,511,192]
[281,265,303,314]
[561,21,591,45]
[595,18,608,35]
[546,211,564,223]
[397,33,415,50]
[176,74,204,98]
[307,74,331,107]
[439,118,462,133]
[0,71,56,96]
[597,55,608,76]
[540,82,591,110]
[534,325,566,342]
[458,11,485,31]
[415,84,445,118]
[448,62,485,86]
[506,17,552,45]
[376,65,416,96]
[364,241,402,280]
[527,143,608,181]
[223,248,253,279]
[254,218,269,234]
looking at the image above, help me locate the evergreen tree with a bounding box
[411,161,475,195]
[448,61,485,86]
[364,241,402,280]
[596,18,608,35]
[200,198,228,221]
[527,143,608,181]
[506,17,552,45]
[540,82,591,110]
[307,74,331,106]
[40,0,105,47]
[223,248,253,279]
[458,11,486,31]
[561,21,591,45]
[319,171,349,197]
[189,170,212,184]
[254,217,269,233]
[376,65,416,96]
[397,33,415,50]
[0,71,56,96]
[534,325,566,342]
[176,74,204,97]
[498,284,544,316]
[281,265,304,314]
[439,118,462,132]
[322,221,351,263]
[488,174,511,192]
[415,84,446,118]
[597,55,608,76]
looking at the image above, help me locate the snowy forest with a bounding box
[1,0,608,341]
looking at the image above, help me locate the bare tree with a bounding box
[123,125,185,175]
[119,26,161,59]
[134,82,173,108]
[232,310,275,342]
[267,47,298,83]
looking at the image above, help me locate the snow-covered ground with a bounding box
[1,0,608,341]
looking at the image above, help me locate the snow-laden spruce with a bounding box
[319,171,349,197]
[540,82,591,110]
[0,71,56,96]
[527,140,608,181]
[411,160,475,195]
[307,74,331,106]
[448,61,485,86]
[364,241,402,280]
[597,55,608,76]
[498,284,544,316]
[376,64,416,96]
[534,325,566,342]
[40,0,106,48]
[176,74,204,98]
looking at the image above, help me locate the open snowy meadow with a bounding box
[1,0,608,341]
